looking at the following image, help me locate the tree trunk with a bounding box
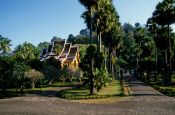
[154,33,158,81]
[168,24,172,84]
[112,64,114,79]
[136,57,139,78]
[49,77,54,85]
[139,47,141,78]
[32,80,35,89]
[90,6,93,44]
[163,50,168,85]
[99,31,102,52]
[90,59,95,95]
[20,84,23,95]
[108,44,112,73]
[146,58,150,80]
[97,34,100,54]
[104,46,107,70]
[107,46,110,72]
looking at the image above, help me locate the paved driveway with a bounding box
[0,78,175,115]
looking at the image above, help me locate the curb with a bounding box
[123,81,132,96]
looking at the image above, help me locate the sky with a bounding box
[0,0,174,49]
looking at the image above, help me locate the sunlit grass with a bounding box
[71,96,130,104]
[97,80,121,95]
[59,80,122,99]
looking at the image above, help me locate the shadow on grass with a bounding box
[0,87,74,99]
[0,91,20,99]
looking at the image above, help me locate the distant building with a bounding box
[40,39,80,70]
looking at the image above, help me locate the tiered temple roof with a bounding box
[40,39,79,70]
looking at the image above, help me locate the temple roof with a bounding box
[40,39,79,63]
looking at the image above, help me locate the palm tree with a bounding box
[79,0,98,44]
[134,26,146,77]
[14,42,37,61]
[152,0,175,84]
[79,0,119,52]
[94,0,112,52]
[147,18,158,81]
[0,35,11,53]
[103,23,122,74]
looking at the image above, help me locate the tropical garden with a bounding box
[0,0,175,99]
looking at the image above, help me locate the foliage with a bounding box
[93,68,112,92]
[0,35,11,53]
[148,0,175,84]
[80,45,110,94]
[78,44,89,60]
[74,69,83,82]
[42,65,60,85]
[74,35,91,44]
[29,58,44,71]
[57,80,122,100]
[46,57,61,69]
[53,44,62,55]
[60,66,68,83]
[60,66,83,85]
[51,36,62,43]
[14,42,38,61]
[152,0,175,26]
[37,41,49,52]
[13,62,30,93]
[25,69,44,88]
[0,56,14,90]
[67,34,75,44]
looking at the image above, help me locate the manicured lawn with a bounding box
[58,80,123,99]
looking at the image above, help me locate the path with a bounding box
[0,78,175,115]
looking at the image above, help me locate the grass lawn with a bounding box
[58,80,123,99]
[71,96,130,104]
[5,82,70,91]
[142,75,175,97]
[0,82,71,98]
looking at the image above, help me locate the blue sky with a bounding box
[0,0,174,49]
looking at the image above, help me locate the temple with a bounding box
[40,39,80,70]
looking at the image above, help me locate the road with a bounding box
[0,78,175,115]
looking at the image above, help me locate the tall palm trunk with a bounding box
[154,33,158,81]
[136,57,139,78]
[97,31,102,53]
[168,24,172,84]
[163,50,168,85]
[146,57,151,80]
[99,31,102,52]
[90,7,93,44]
[137,42,142,78]
[90,59,95,95]
[104,45,107,70]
